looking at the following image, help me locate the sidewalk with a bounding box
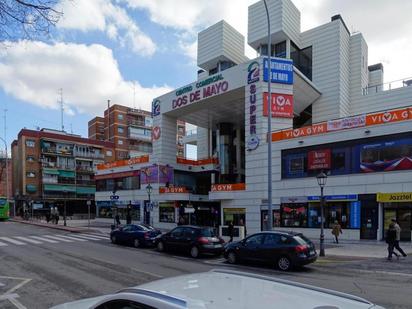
[315,239,412,258]
[10,217,102,234]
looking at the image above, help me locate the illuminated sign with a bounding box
[211,183,246,191]
[263,93,294,118]
[246,61,259,151]
[377,192,412,202]
[308,149,331,170]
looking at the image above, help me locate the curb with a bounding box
[9,219,101,234]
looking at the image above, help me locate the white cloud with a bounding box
[57,0,156,56]
[0,41,171,114]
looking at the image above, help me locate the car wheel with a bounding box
[227,251,237,264]
[277,256,292,271]
[157,241,165,252]
[111,235,117,244]
[133,238,140,248]
[190,246,199,258]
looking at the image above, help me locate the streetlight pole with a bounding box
[316,171,328,257]
[263,0,273,230]
[63,190,67,226]
[146,183,152,225]
[87,200,91,229]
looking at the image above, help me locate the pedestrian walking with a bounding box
[392,218,407,257]
[55,209,59,225]
[115,214,121,226]
[45,211,51,223]
[228,221,234,242]
[386,222,399,261]
[332,220,342,244]
[126,213,132,225]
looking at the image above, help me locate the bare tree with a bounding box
[0,0,63,41]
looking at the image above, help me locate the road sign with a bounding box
[110,195,119,200]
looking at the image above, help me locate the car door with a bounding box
[182,227,197,251]
[238,233,265,262]
[165,227,184,250]
[260,233,282,262]
[117,225,131,244]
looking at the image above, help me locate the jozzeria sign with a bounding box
[377,192,412,202]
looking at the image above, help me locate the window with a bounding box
[159,203,175,223]
[26,172,36,178]
[27,156,35,162]
[106,150,112,156]
[171,227,184,237]
[281,203,307,227]
[308,202,351,229]
[263,233,280,246]
[117,114,124,120]
[118,140,123,145]
[118,126,124,134]
[26,140,35,147]
[245,234,265,246]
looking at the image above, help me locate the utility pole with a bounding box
[58,88,64,132]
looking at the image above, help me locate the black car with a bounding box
[110,224,161,248]
[224,231,317,271]
[155,225,225,258]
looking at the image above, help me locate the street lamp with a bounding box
[263,0,273,230]
[146,184,152,225]
[316,171,328,257]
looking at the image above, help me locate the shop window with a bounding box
[159,203,176,223]
[261,210,280,230]
[332,149,346,172]
[308,202,351,229]
[26,140,35,147]
[281,204,307,227]
[223,208,245,226]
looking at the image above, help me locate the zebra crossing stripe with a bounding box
[0,237,26,245]
[70,234,104,240]
[0,240,7,246]
[43,235,73,242]
[30,236,58,243]
[54,234,88,242]
[14,236,42,244]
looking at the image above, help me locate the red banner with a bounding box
[308,149,331,170]
[211,183,246,192]
[263,93,294,118]
[159,187,188,194]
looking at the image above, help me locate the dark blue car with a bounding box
[110,224,161,248]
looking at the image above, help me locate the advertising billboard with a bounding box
[140,165,174,184]
[263,93,294,118]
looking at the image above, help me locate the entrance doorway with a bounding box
[383,204,411,241]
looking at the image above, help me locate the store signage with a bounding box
[152,126,161,140]
[263,58,293,84]
[172,74,229,110]
[140,165,174,184]
[327,115,365,131]
[350,201,361,228]
[96,155,149,170]
[247,61,259,84]
[247,61,259,151]
[211,183,246,192]
[152,99,160,116]
[159,187,188,194]
[263,93,294,118]
[366,108,411,126]
[280,196,308,204]
[377,192,412,202]
[308,149,331,170]
[308,194,358,202]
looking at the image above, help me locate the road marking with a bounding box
[0,237,26,245]
[30,236,58,243]
[43,235,73,242]
[0,240,8,247]
[354,268,412,278]
[14,237,42,244]
[69,234,104,240]
[54,234,88,242]
[5,295,27,309]
[82,233,108,240]
[131,268,163,279]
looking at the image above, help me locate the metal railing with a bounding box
[363,77,412,95]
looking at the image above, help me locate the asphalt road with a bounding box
[0,221,411,309]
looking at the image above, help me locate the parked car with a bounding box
[155,225,224,258]
[224,231,317,271]
[50,269,385,309]
[110,224,161,248]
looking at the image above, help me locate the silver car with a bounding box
[51,269,384,309]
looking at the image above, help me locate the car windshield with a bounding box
[293,235,311,245]
[200,228,217,237]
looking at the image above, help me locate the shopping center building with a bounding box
[95,0,412,241]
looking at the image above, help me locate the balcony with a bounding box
[129,133,152,142]
[127,120,147,127]
[363,76,412,95]
[76,166,95,173]
[129,144,153,153]
[76,179,95,186]
[73,150,104,159]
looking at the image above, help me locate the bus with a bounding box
[0,196,10,220]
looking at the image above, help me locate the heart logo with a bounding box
[382,112,392,122]
[276,96,285,106]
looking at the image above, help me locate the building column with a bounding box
[286,38,291,58]
[377,202,384,241]
[236,125,242,183]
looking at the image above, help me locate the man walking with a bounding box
[392,218,407,257]
[386,222,399,261]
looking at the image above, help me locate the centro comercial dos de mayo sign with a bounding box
[172,74,229,109]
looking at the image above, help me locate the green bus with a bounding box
[0,197,10,220]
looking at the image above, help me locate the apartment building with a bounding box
[12,128,115,215]
[0,157,12,198]
[88,104,153,160]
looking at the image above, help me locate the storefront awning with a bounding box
[43,168,59,175]
[44,184,76,192]
[76,187,96,194]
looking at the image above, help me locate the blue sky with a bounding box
[1,0,412,152]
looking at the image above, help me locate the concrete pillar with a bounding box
[236,125,242,183]
[286,38,291,58]
[377,202,383,241]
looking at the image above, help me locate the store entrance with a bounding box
[383,204,411,241]
[360,201,378,240]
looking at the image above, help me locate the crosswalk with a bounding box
[0,233,108,247]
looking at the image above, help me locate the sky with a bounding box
[1,0,412,153]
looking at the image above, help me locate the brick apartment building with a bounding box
[0,157,12,198]
[11,128,115,216]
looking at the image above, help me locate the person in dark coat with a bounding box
[115,214,121,226]
[228,221,234,242]
[386,222,400,261]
